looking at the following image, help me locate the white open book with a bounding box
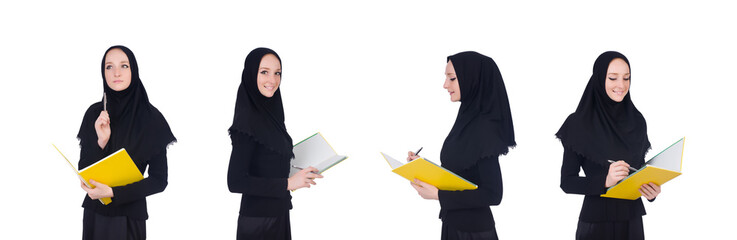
[289,132,347,177]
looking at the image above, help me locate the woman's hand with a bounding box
[411,179,438,200]
[81,179,114,200]
[639,182,661,200]
[287,166,323,191]
[605,160,630,187]
[406,151,420,162]
[94,111,111,149]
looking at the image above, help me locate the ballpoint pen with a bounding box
[607,160,638,172]
[414,147,423,156]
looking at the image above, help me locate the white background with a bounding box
[1,1,735,239]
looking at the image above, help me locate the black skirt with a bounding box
[82,208,146,240]
[575,216,644,240]
[441,220,498,240]
[237,212,291,240]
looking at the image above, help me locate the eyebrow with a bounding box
[105,61,130,65]
[259,67,281,71]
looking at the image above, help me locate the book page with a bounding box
[290,133,344,176]
[646,138,684,172]
[381,152,404,169]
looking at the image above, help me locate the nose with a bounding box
[443,78,450,89]
[615,79,625,89]
[114,66,121,77]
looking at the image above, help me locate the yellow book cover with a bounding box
[381,152,477,191]
[601,137,685,200]
[54,145,143,205]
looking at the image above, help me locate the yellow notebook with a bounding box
[381,152,477,191]
[53,144,144,205]
[601,137,685,200]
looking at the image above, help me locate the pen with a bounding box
[414,147,423,156]
[103,92,107,112]
[607,160,638,172]
[292,165,318,174]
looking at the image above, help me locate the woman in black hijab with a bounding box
[77,45,176,239]
[408,51,515,240]
[227,47,322,240]
[557,51,661,240]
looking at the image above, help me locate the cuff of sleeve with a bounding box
[648,197,656,202]
[281,178,290,197]
[437,190,449,208]
[588,174,608,195]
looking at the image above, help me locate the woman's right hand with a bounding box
[406,151,420,162]
[287,166,323,191]
[94,110,111,149]
[605,160,631,187]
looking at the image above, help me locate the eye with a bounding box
[275,71,281,76]
[122,64,129,69]
[260,70,268,75]
[450,77,457,81]
[608,77,617,80]
[105,65,113,70]
[624,76,630,81]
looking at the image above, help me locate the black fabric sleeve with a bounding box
[227,134,289,198]
[560,148,607,195]
[437,156,503,210]
[109,150,168,206]
[78,105,111,170]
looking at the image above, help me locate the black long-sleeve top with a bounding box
[78,144,168,220]
[438,156,503,232]
[560,147,646,222]
[228,132,292,217]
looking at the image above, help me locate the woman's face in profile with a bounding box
[444,60,461,102]
[605,58,630,102]
[104,48,132,91]
[256,54,282,98]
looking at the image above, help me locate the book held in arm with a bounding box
[381,152,477,191]
[601,137,685,200]
[289,132,348,177]
[53,144,143,205]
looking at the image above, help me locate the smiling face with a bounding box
[605,58,630,102]
[256,54,282,98]
[444,60,461,102]
[104,48,132,91]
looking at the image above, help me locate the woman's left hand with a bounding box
[639,182,660,201]
[81,179,114,200]
[411,179,438,200]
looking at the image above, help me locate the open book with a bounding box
[289,133,347,177]
[601,137,685,200]
[53,144,143,205]
[381,152,477,191]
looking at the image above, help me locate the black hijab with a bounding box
[229,48,293,158]
[556,51,650,167]
[77,45,176,161]
[440,51,516,171]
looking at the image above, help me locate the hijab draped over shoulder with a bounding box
[77,45,176,162]
[229,47,293,158]
[556,51,650,167]
[440,51,516,170]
